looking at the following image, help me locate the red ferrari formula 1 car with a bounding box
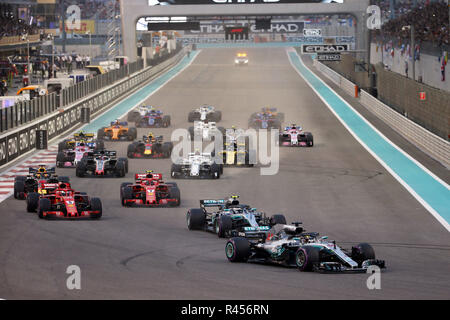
[120,171,180,207]
[279,124,313,147]
[26,183,102,220]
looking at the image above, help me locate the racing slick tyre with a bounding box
[56,152,66,167]
[271,120,282,131]
[127,143,137,158]
[38,198,51,219]
[214,111,222,122]
[89,197,102,219]
[188,111,197,122]
[26,192,40,212]
[162,142,173,158]
[226,237,251,262]
[94,140,105,151]
[171,164,182,179]
[75,161,87,177]
[270,214,287,226]
[58,176,70,183]
[217,127,226,138]
[97,128,105,141]
[186,209,206,230]
[120,182,133,189]
[210,163,221,179]
[246,150,256,167]
[14,176,26,182]
[58,140,70,152]
[120,186,133,206]
[351,243,375,267]
[169,186,181,207]
[276,112,285,122]
[305,132,314,147]
[115,161,126,178]
[216,215,233,238]
[296,246,320,271]
[162,115,171,127]
[14,180,25,199]
[127,111,140,122]
[128,128,138,141]
[135,118,142,128]
[188,127,195,140]
[165,182,178,189]
[118,158,129,173]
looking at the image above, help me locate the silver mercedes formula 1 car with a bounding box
[225,223,386,273]
[186,195,287,238]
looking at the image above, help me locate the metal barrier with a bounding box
[0,47,187,167]
[313,59,341,86]
[0,59,147,134]
[313,58,450,169]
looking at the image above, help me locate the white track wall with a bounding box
[313,58,450,169]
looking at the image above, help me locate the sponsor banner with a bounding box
[185,22,304,34]
[302,44,349,54]
[0,137,6,166]
[317,53,342,61]
[303,29,322,37]
[60,19,95,34]
[36,130,48,150]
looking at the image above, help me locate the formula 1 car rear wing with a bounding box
[135,172,163,182]
[235,225,272,240]
[74,133,95,140]
[93,150,117,158]
[200,199,226,208]
[110,121,128,126]
[29,166,56,176]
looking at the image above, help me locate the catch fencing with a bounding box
[0,47,187,167]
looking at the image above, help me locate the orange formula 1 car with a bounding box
[97,120,137,141]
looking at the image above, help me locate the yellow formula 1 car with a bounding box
[220,128,255,167]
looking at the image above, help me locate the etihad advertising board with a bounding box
[184,22,305,34]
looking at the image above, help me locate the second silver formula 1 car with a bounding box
[187,196,287,238]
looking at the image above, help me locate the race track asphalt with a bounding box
[0,48,449,300]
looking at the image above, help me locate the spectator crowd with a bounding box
[372,0,449,46]
[0,3,39,39]
[77,0,120,20]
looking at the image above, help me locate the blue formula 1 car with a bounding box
[128,106,171,128]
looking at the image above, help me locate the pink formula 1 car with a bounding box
[279,125,313,147]
[56,142,95,168]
